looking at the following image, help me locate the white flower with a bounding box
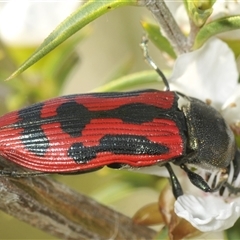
[169,37,239,110]
[175,194,240,232]
[169,37,240,232]
[211,1,240,40]
[222,87,240,126]
[212,1,240,20]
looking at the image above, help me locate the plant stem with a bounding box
[0,173,157,239]
[0,157,156,239]
[142,0,188,54]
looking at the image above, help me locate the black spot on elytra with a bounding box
[56,102,90,137]
[56,102,173,137]
[17,103,49,156]
[68,142,97,163]
[100,135,168,155]
[68,134,169,164]
[109,103,164,124]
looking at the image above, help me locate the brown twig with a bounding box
[142,0,189,54]
[0,171,157,239]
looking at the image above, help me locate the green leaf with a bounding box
[194,15,240,49]
[7,0,138,80]
[224,39,240,57]
[91,70,164,92]
[141,21,176,59]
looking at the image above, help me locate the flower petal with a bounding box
[174,194,240,232]
[221,85,240,125]
[169,38,238,109]
[212,2,240,24]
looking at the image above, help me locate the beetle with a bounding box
[0,87,239,198]
[0,38,239,199]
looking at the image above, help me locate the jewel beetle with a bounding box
[0,40,240,199]
[0,87,239,198]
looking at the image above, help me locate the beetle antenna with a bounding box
[140,36,170,91]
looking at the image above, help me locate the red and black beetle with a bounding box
[0,87,239,198]
[0,39,239,199]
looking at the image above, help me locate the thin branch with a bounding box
[142,0,188,54]
[0,158,157,239]
[188,18,201,48]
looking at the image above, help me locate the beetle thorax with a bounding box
[178,95,236,170]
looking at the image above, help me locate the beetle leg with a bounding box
[221,150,240,195]
[180,164,227,192]
[222,182,240,195]
[165,163,183,199]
